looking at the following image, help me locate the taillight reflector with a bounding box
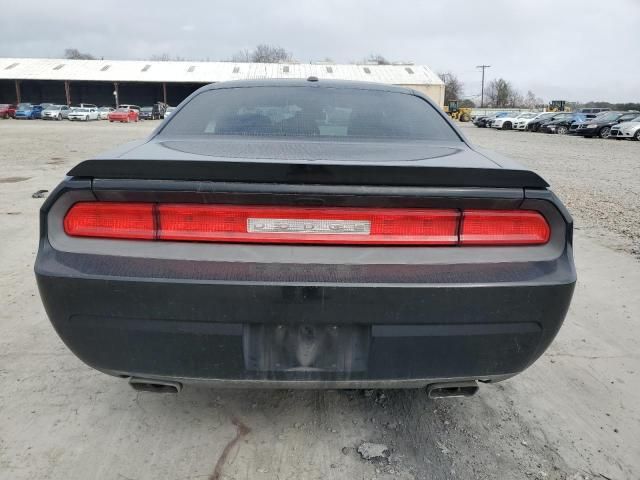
[460,210,550,245]
[63,203,550,246]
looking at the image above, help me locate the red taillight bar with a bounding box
[63,203,155,240]
[460,210,550,245]
[63,203,550,246]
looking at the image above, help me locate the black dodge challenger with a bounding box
[35,79,576,397]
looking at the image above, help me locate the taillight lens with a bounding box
[157,205,459,245]
[64,203,155,240]
[63,203,550,246]
[460,210,550,245]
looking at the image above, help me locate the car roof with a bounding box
[198,78,414,94]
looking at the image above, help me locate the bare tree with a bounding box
[365,54,391,65]
[64,48,95,60]
[229,45,292,63]
[150,53,171,62]
[439,72,463,104]
[251,44,292,63]
[485,78,522,107]
[524,90,545,109]
[230,49,251,62]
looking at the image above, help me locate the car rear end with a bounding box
[41,107,60,120]
[139,108,153,120]
[15,108,30,119]
[35,81,576,391]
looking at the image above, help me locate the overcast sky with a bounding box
[2,0,639,102]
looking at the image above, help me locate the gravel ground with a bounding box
[462,124,640,256]
[0,120,639,480]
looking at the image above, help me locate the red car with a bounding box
[0,104,17,119]
[108,106,140,123]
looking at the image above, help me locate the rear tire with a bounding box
[557,126,568,135]
[600,127,611,139]
[503,121,512,130]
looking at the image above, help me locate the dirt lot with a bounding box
[0,120,639,480]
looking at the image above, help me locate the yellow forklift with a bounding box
[444,100,472,122]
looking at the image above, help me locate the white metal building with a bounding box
[0,57,445,107]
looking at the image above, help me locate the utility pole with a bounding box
[476,65,491,108]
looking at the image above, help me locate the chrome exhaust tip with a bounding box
[129,377,183,394]
[426,381,479,399]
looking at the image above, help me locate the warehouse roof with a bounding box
[0,57,443,86]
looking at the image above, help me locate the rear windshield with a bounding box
[160,87,460,141]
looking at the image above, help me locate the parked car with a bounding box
[39,103,55,110]
[574,111,640,138]
[491,112,538,130]
[164,106,176,118]
[526,112,569,132]
[14,103,43,120]
[538,113,580,134]
[0,104,17,119]
[117,104,141,112]
[71,103,98,110]
[577,108,609,115]
[474,112,508,128]
[35,79,576,394]
[543,113,587,134]
[513,112,551,131]
[41,105,71,121]
[98,106,115,120]
[139,105,163,120]
[68,107,99,121]
[609,115,640,140]
[108,106,140,123]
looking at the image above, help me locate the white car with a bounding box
[492,112,538,130]
[98,106,115,120]
[514,112,554,131]
[68,107,99,121]
[164,106,176,118]
[41,105,71,120]
[610,116,640,140]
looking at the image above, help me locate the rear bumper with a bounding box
[35,182,576,387]
[36,256,575,386]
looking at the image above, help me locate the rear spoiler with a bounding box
[68,159,549,189]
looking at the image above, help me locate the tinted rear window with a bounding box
[161,87,460,141]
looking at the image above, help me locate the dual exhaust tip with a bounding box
[128,377,479,398]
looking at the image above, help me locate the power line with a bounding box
[476,65,491,108]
